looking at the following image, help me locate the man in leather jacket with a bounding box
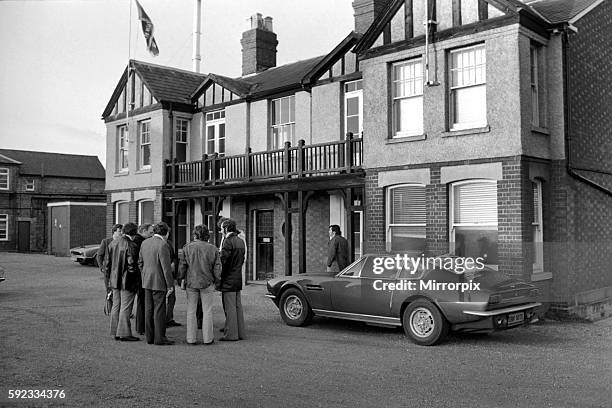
[218,219,246,341]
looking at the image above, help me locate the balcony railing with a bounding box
[165,133,363,187]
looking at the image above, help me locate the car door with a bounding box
[330,255,398,317]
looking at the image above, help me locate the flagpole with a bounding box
[127,0,132,143]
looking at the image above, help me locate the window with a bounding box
[530,43,546,128]
[115,201,129,225]
[271,95,295,149]
[175,118,190,163]
[532,180,543,272]
[25,179,35,191]
[340,257,366,277]
[0,214,7,240]
[139,200,154,225]
[450,180,498,266]
[392,59,423,137]
[386,184,426,252]
[117,125,129,172]
[344,80,363,137]
[139,120,151,169]
[205,111,225,156]
[0,168,9,190]
[449,44,486,130]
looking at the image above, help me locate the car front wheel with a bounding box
[279,288,313,327]
[402,299,448,346]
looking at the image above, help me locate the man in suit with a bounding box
[218,219,246,341]
[105,223,141,341]
[133,223,153,335]
[97,223,123,291]
[138,222,175,346]
[327,225,350,273]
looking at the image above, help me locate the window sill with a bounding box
[531,126,550,135]
[136,168,152,174]
[531,271,552,282]
[442,125,490,138]
[386,134,426,144]
[114,171,129,177]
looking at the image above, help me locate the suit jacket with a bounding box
[178,240,221,289]
[219,232,246,292]
[327,235,350,272]
[97,237,114,289]
[138,235,174,291]
[105,236,140,292]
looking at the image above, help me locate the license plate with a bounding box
[508,312,525,326]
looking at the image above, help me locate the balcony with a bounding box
[164,134,363,188]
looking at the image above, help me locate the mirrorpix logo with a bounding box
[371,254,485,292]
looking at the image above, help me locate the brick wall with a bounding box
[105,188,164,236]
[69,205,106,247]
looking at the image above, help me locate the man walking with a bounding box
[105,223,140,341]
[138,222,175,346]
[218,219,246,341]
[327,224,349,273]
[178,225,221,345]
[133,223,153,335]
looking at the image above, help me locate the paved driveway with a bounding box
[0,253,610,407]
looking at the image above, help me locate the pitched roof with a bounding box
[0,149,105,179]
[102,60,207,118]
[0,153,21,165]
[522,0,603,24]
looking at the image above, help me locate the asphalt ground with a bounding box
[0,253,610,408]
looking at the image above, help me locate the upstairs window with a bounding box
[386,184,426,252]
[139,120,151,169]
[205,111,225,156]
[25,179,35,191]
[0,168,8,190]
[344,80,363,137]
[271,95,295,149]
[449,44,486,130]
[530,43,546,128]
[117,125,129,172]
[392,59,423,138]
[175,118,190,163]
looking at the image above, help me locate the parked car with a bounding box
[266,254,540,346]
[70,244,100,266]
[0,265,5,283]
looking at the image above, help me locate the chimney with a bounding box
[352,0,392,34]
[241,13,278,76]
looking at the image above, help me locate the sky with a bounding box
[0,0,355,167]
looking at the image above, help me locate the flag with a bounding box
[135,0,159,56]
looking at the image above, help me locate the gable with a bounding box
[193,75,248,109]
[302,32,363,85]
[102,67,158,119]
[358,0,523,53]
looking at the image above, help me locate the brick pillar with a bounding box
[364,170,385,253]
[426,166,448,256]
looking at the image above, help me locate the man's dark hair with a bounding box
[193,224,210,241]
[153,221,169,236]
[123,222,138,236]
[138,223,152,234]
[329,225,341,236]
[221,219,238,233]
[111,224,123,233]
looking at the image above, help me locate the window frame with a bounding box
[344,80,363,138]
[114,201,129,225]
[385,183,426,252]
[205,110,225,156]
[0,168,9,190]
[117,125,129,172]
[391,58,424,138]
[25,179,35,191]
[138,199,154,225]
[530,42,547,129]
[532,179,544,273]
[174,117,190,163]
[0,213,7,241]
[138,119,151,170]
[449,44,487,131]
[270,95,296,149]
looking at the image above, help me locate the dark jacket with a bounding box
[105,236,140,292]
[219,232,246,292]
[327,235,350,272]
[178,240,222,289]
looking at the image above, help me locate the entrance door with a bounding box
[51,206,68,256]
[17,221,30,252]
[255,210,274,280]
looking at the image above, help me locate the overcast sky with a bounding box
[0,0,354,166]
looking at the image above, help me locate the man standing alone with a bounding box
[218,219,246,341]
[327,225,350,273]
[105,223,140,341]
[138,222,175,346]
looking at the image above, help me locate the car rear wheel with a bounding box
[279,288,313,327]
[402,299,448,346]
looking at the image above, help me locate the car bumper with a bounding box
[453,303,541,331]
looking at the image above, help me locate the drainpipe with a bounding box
[561,26,612,196]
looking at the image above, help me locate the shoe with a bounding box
[186,341,200,346]
[119,336,140,342]
[114,336,120,341]
[204,341,214,345]
[219,328,225,333]
[154,340,175,346]
[166,320,182,327]
[137,332,144,336]
[219,337,239,342]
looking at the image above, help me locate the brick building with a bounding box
[102,0,611,318]
[0,149,106,253]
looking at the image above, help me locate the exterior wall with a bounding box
[225,103,248,155]
[189,111,204,161]
[105,188,163,235]
[361,24,524,168]
[311,82,342,144]
[249,99,268,151]
[295,90,311,144]
[64,205,106,249]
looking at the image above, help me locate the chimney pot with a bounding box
[241,13,278,76]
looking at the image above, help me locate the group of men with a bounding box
[98,218,246,346]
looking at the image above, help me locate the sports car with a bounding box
[266,254,541,346]
[70,244,100,266]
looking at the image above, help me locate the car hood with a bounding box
[467,268,535,291]
[71,244,100,251]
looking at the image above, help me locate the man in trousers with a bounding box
[133,223,153,335]
[218,219,246,341]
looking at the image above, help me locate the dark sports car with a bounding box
[70,244,100,266]
[266,254,541,346]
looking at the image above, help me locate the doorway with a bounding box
[254,210,274,280]
[17,221,30,252]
